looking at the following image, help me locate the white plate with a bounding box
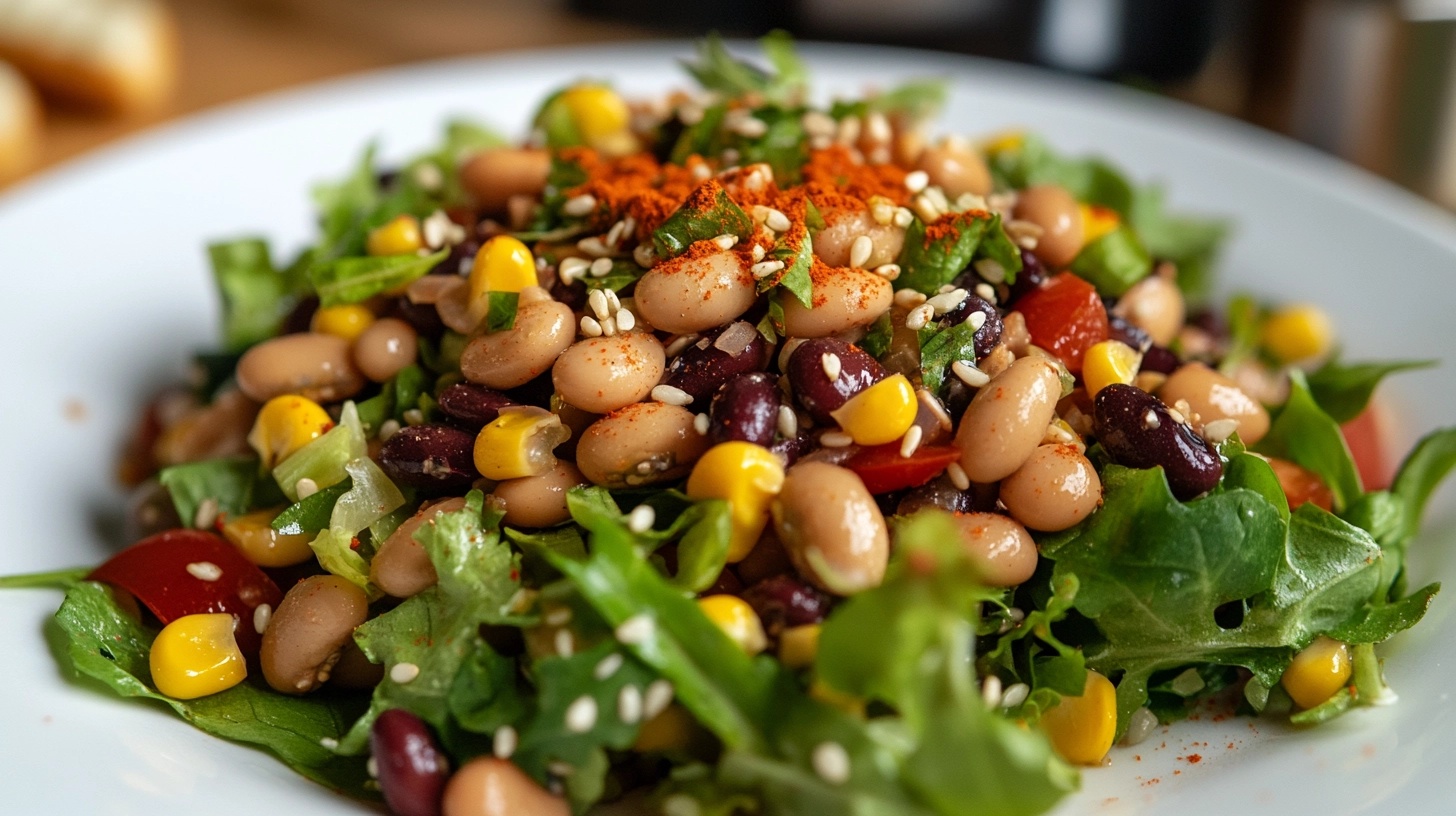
[1,41,1453,816]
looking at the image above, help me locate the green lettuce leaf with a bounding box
[308,456,406,592]
[895,211,1015,295]
[53,581,372,796]
[208,238,294,352]
[681,31,806,107]
[309,249,447,308]
[158,455,283,525]
[273,401,368,502]
[1257,370,1363,512]
[1306,357,1435,424]
[271,478,351,535]
[1069,224,1151,297]
[652,181,754,260]
[917,320,978,393]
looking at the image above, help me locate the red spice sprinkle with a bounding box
[1185,753,1202,764]
[350,537,362,551]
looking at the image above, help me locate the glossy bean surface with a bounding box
[370,497,466,598]
[493,461,588,528]
[236,333,365,404]
[950,512,1039,587]
[371,709,449,816]
[354,317,419,383]
[575,401,708,488]
[663,321,770,405]
[379,425,481,492]
[954,357,1062,483]
[260,575,369,694]
[552,332,665,414]
[1094,383,1222,499]
[772,462,888,595]
[786,338,887,425]
[707,372,780,447]
[633,249,757,334]
[460,295,575,389]
[436,382,519,430]
[1158,362,1270,445]
[779,267,892,338]
[998,444,1102,531]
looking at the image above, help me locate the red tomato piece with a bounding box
[1014,272,1109,375]
[1342,405,1392,491]
[1266,457,1334,512]
[88,529,283,658]
[843,444,961,494]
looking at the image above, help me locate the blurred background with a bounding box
[2,0,1456,207]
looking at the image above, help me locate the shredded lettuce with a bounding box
[272,401,368,501]
[307,456,406,592]
[208,238,297,352]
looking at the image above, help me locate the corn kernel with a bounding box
[221,508,316,567]
[248,395,334,469]
[1040,670,1117,765]
[561,84,630,145]
[1282,636,1352,709]
[1082,340,1142,397]
[366,213,424,257]
[1079,203,1120,245]
[149,613,247,700]
[980,130,1025,156]
[1261,304,1333,364]
[697,595,768,655]
[473,406,568,480]
[467,235,538,323]
[686,441,785,562]
[829,373,917,446]
[310,303,376,341]
[778,624,821,669]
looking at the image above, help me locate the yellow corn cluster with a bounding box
[149,613,247,700]
[686,441,785,562]
[1082,340,1142,397]
[366,213,424,257]
[697,594,768,655]
[248,395,333,470]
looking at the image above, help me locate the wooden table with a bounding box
[11,0,656,188]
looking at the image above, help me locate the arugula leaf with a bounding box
[308,456,406,592]
[895,210,1008,294]
[652,181,754,260]
[54,581,372,796]
[1069,224,1151,297]
[761,193,814,308]
[485,291,519,333]
[158,455,282,525]
[1391,426,1456,544]
[309,250,447,308]
[580,259,644,292]
[1306,357,1435,424]
[989,135,1134,214]
[868,79,948,120]
[682,31,806,107]
[312,145,383,262]
[208,238,294,353]
[736,106,810,184]
[271,478,351,535]
[513,641,656,777]
[917,320,978,394]
[340,491,521,753]
[1257,370,1363,511]
[670,104,729,167]
[1329,582,1439,643]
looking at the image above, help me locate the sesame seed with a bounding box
[633,244,656,269]
[913,194,943,224]
[193,497,219,530]
[576,236,613,257]
[412,163,444,192]
[753,207,790,233]
[821,353,842,381]
[594,652,624,681]
[975,283,998,303]
[294,477,319,499]
[750,259,785,279]
[402,408,424,426]
[905,304,935,331]
[811,741,851,784]
[1143,409,1162,429]
[1000,682,1030,709]
[751,244,766,262]
[643,679,675,719]
[864,111,892,144]
[904,170,929,193]
[554,629,574,657]
[562,194,597,217]
[712,234,738,251]
[651,384,694,407]
[849,235,874,269]
[493,725,518,759]
[923,186,950,212]
[615,309,637,332]
[627,504,656,534]
[661,794,702,816]
[820,431,854,448]
[777,404,798,438]
[893,288,928,308]
[869,196,896,225]
[893,207,915,229]
[319,737,339,751]
[956,192,988,212]
[873,263,901,281]
[665,334,697,357]
[390,662,421,684]
[617,684,643,724]
[974,259,1006,284]
[678,103,704,125]
[588,288,610,320]
[253,603,272,634]
[565,695,598,733]
[545,606,573,626]
[366,756,379,779]
[1202,418,1240,443]
[377,420,401,442]
[952,360,991,388]
[589,257,614,278]
[1166,406,1187,425]
[926,289,968,314]
[580,315,604,337]
[947,462,971,491]
[606,220,629,248]
[835,115,861,145]
[693,412,710,436]
[616,614,655,645]
[899,425,924,458]
[801,110,836,137]
[600,316,618,338]
[731,116,768,138]
[186,561,222,582]
[559,256,590,283]
[981,674,1003,707]
[967,311,988,332]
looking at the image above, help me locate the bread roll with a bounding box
[0,59,39,182]
[0,0,176,115]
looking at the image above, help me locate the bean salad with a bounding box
[9,33,1456,816]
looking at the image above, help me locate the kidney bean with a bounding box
[1005,248,1048,305]
[260,575,369,694]
[386,296,446,339]
[380,424,481,491]
[786,338,887,425]
[1093,383,1222,500]
[1107,314,1152,353]
[708,372,780,447]
[436,383,518,430]
[371,709,449,816]
[741,574,831,637]
[939,293,1003,358]
[431,236,481,278]
[896,476,975,515]
[281,295,320,335]
[1139,345,1178,375]
[770,434,809,468]
[773,462,888,595]
[664,321,770,406]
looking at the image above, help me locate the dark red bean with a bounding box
[939,293,1003,358]
[1093,383,1222,500]
[436,382,519,430]
[786,338,887,425]
[704,568,744,596]
[1141,344,1179,374]
[370,709,448,816]
[1006,248,1048,305]
[708,373,780,447]
[664,321,771,406]
[384,296,446,340]
[429,237,481,277]
[1107,314,1151,353]
[281,295,319,335]
[770,435,809,467]
[379,424,480,492]
[741,574,831,637]
[895,476,975,516]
